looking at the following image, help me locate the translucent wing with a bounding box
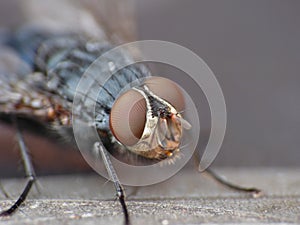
[80,0,138,43]
[0,0,137,43]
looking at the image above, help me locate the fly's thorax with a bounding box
[109,77,191,160]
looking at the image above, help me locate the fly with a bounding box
[0,1,262,225]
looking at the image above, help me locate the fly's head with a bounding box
[110,77,191,160]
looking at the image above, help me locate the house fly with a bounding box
[0,1,261,225]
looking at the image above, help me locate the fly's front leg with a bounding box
[95,142,130,225]
[0,119,36,216]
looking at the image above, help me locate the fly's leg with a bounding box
[0,119,36,217]
[203,167,262,198]
[95,142,130,225]
[194,153,262,198]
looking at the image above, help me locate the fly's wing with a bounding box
[80,0,137,44]
[0,0,138,125]
[0,0,136,43]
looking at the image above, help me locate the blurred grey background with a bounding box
[136,0,300,167]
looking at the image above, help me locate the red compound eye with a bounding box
[110,89,146,146]
[109,77,185,147]
[144,77,185,112]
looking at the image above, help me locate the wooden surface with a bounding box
[0,167,299,224]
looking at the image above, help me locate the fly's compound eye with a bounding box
[144,76,185,113]
[109,76,191,160]
[109,89,147,146]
